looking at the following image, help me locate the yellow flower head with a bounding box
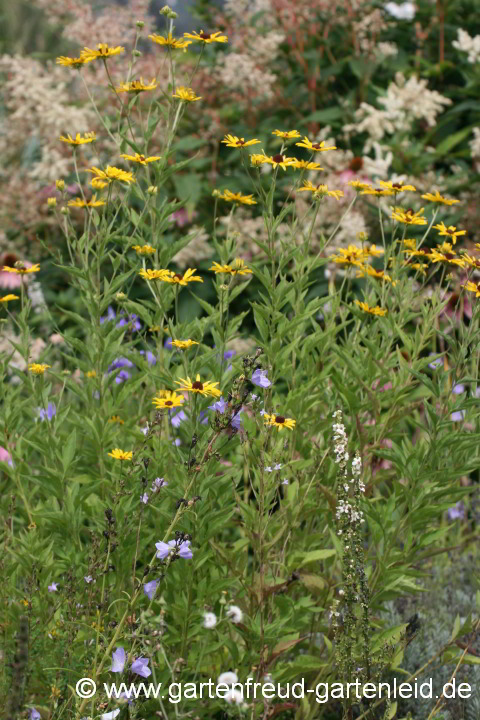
[272,129,301,139]
[360,187,394,197]
[421,190,460,206]
[298,181,344,200]
[152,390,185,409]
[461,281,480,297]
[108,415,125,424]
[120,153,162,165]
[354,300,387,316]
[391,207,427,225]
[87,166,135,185]
[132,244,156,255]
[172,86,202,102]
[47,197,57,207]
[161,268,203,285]
[462,254,480,271]
[332,245,367,266]
[210,259,252,276]
[263,413,296,431]
[28,363,51,375]
[68,195,105,208]
[80,44,125,62]
[288,159,324,171]
[183,30,228,44]
[116,78,157,93]
[221,134,261,149]
[218,189,257,205]
[2,263,40,275]
[149,32,192,49]
[170,339,199,349]
[433,222,466,245]
[356,265,397,285]
[295,136,336,152]
[174,373,221,397]
[427,246,466,268]
[363,244,384,257]
[264,153,296,171]
[348,180,372,191]
[56,55,88,68]
[379,180,416,192]
[139,268,171,281]
[107,448,133,460]
[0,294,19,302]
[59,132,96,145]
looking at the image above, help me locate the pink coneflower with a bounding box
[170,208,197,227]
[0,253,34,289]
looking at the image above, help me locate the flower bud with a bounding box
[148,185,158,195]
[55,179,65,191]
[133,50,142,57]
[115,292,127,301]
[136,20,144,28]
[61,207,69,215]
[47,197,57,207]
[160,5,172,15]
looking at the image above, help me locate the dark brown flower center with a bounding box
[174,273,182,280]
[349,157,363,171]
[312,143,322,149]
[165,400,173,406]
[199,32,211,39]
[392,183,402,189]
[275,415,285,424]
[272,154,284,163]
[2,253,18,268]
[192,381,203,390]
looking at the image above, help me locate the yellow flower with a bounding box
[363,244,384,257]
[172,86,202,102]
[356,266,397,285]
[120,153,162,165]
[272,129,301,139]
[59,132,96,145]
[210,259,253,276]
[402,260,428,274]
[149,32,192,49]
[80,44,125,62]
[0,294,19,302]
[295,136,336,152]
[107,448,133,460]
[348,180,371,191]
[461,281,480,297]
[221,134,261,148]
[161,268,203,285]
[86,370,97,378]
[108,415,125,424]
[68,195,106,208]
[462,254,480,271]
[87,166,135,185]
[297,181,344,200]
[183,30,228,44]
[391,207,427,225]
[139,269,171,281]
[175,373,221,397]
[2,263,40,275]
[421,190,459,205]
[116,78,157,93]
[47,197,57,207]
[360,187,394,197]
[288,159,324,171]
[56,55,88,68]
[354,300,387,316]
[28,363,51,375]
[379,180,416,192]
[250,153,269,167]
[170,339,199,349]
[263,153,296,171]
[56,179,65,190]
[263,413,296,431]
[433,222,466,245]
[332,245,367,266]
[152,390,186,409]
[132,244,155,255]
[427,244,466,268]
[218,189,257,205]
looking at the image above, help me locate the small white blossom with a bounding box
[226,605,243,623]
[203,612,217,629]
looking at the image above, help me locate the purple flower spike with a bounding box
[251,369,271,388]
[111,646,126,673]
[156,539,193,560]
[131,657,151,678]
[38,403,57,421]
[447,501,465,521]
[144,579,159,600]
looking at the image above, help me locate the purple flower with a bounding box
[450,410,465,422]
[173,438,182,446]
[231,410,243,430]
[209,396,227,413]
[282,479,289,485]
[38,403,57,421]
[84,575,93,584]
[30,710,41,720]
[155,539,193,560]
[251,393,258,400]
[152,477,168,491]
[141,424,149,435]
[0,445,14,467]
[171,409,187,428]
[447,501,465,521]
[100,307,141,331]
[107,357,134,384]
[140,350,157,366]
[259,408,267,416]
[111,646,126,673]
[164,337,173,350]
[144,579,159,600]
[251,369,271,388]
[140,493,149,504]
[265,466,272,472]
[131,657,151,678]
[428,354,443,370]
[199,410,209,426]
[48,582,58,592]
[274,463,282,470]
[452,383,465,394]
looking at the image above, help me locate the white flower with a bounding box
[203,612,217,629]
[218,671,238,686]
[384,2,416,20]
[469,127,480,157]
[226,605,243,623]
[452,28,480,64]
[101,711,120,720]
[225,687,247,707]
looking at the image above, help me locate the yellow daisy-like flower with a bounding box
[427,244,466,268]
[360,187,394,197]
[0,294,19,302]
[288,159,324,171]
[120,153,162,165]
[152,390,185,409]
[391,207,427,226]
[462,254,480,271]
[210,259,253,276]
[421,190,460,206]
[28,363,51,375]
[116,78,157,93]
[433,222,466,245]
[132,244,156,255]
[59,132,96,145]
[2,263,40,275]
[87,166,135,185]
[47,197,57,208]
[68,195,106,208]
[402,260,428,274]
[170,339,199,349]
[295,136,337,153]
[297,181,344,200]
[250,153,269,167]
[139,269,171,281]
[56,55,88,68]
[263,413,296,431]
[80,44,125,62]
[218,189,257,205]
[149,32,192,49]
[221,134,261,148]
[263,153,296,171]
[161,268,203,285]
[363,244,384,257]
[379,180,416,192]
[108,415,125,424]
[107,448,133,460]
[356,265,397,285]
[348,180,372,191]
[183,30,228,44]
[86,370,97,378]
[174,373,221,397]
[461,281,480,297]
[272,129,301,139]
[172,86,202,102]
[332,245,367,267]
[354,300,387,316]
